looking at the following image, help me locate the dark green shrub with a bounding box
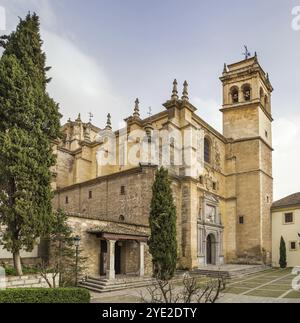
[3,266,40,276]
[279,236,287,269]
[149,167,177,281]
[0,288,90,303]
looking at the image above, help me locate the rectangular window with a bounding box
[65,196,69,204]
[89,191,93,199]
[213,182,217,190]
[284,213,294,224]
[239,216,244,225]
[121,186,126,195]
[290,241,297,251]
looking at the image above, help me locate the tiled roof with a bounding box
[87,223,149,237]
[272,193,300,209]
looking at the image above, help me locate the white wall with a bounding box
[272,207,300,267]
[0,245,38,260]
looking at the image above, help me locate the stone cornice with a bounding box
[271,204,300,212]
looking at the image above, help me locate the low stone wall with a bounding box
[2,274,58,289]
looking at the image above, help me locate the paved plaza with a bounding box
[90,268,300,303]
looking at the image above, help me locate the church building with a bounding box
[52,55,274,279]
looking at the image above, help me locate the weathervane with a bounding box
[243,45,251,60]
[88,112,94,123]
[148,107,152,119]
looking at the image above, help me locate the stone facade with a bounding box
[52,55,273,278]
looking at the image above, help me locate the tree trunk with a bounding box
[13,251,23,276]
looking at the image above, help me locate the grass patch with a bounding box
[283,291,300,299]
[224,287,249,295]
[230,283,262,289]
[246,289,284,298]
[261,284,290,292]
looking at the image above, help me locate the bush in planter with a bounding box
[0,288,90,303]
[3,265,40,277]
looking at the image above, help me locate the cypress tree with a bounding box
[279,236,287,269]
[149,167,177,281]
[0,13,61,276]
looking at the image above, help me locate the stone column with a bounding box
[139,242,146,277]
[106,240,116,280]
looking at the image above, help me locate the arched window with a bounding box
[204,137,211,164]
[230,87,239,104]
[242,84,251,101]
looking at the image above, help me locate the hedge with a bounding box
[0,288,90,303]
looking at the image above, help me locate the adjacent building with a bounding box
[272,193,300,268]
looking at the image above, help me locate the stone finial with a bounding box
[254,51,258,63]
[171,79,179,100]
[84,124,91,142]
[145,122,153,137]
[133,98,140,119]
[223,63,227,74]
[75,113,82,122]
[182,81,189,101]
[105,113,112,131]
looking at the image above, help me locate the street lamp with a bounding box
[74,235,81,287]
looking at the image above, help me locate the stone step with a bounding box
[79,276,156,293]
[83,279,154,289]
[79,282,153,294]
[86,276,154,286]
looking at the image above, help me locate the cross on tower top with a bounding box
[243,45,251,60]
[88,112,94,123]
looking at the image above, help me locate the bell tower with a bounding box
[220,54,274,263]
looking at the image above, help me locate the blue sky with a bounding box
[0,0,300,199]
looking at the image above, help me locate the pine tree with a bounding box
[149,167,177,281]
[0,13,61,276]
[279,236,287,269]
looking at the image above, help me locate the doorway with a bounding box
[115,243,122,275]
[206,234,216,265]
[100,240,107,276]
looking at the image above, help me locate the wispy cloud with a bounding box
[1,0,121,126]
[42,29,121,125]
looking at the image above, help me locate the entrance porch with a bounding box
[87,224,149,280]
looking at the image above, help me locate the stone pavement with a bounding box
[217,293,300,303]
[90,288,300,304]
